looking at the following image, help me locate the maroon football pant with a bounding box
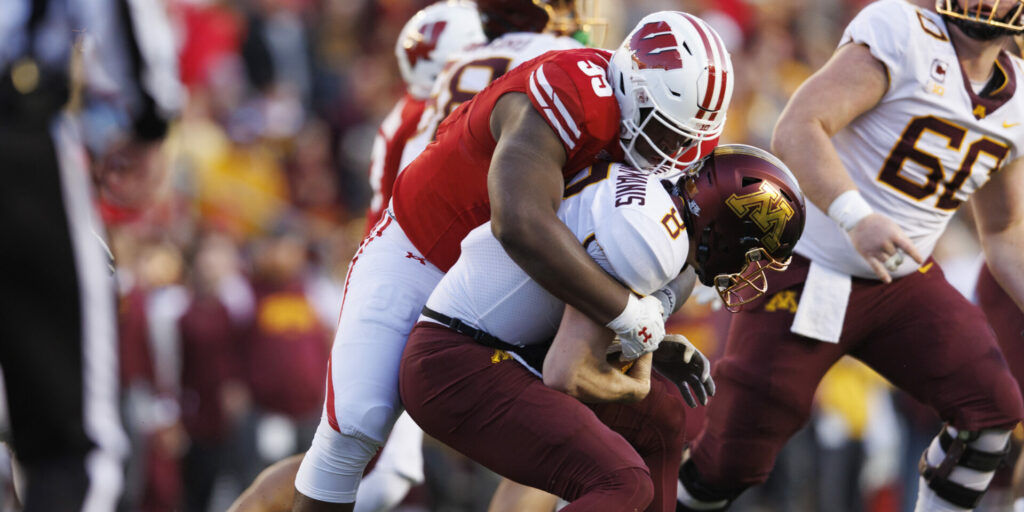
[976,263,1024,407]
[689,256,1024,493]
[400,322,689,512]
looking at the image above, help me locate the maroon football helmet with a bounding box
[675,144,805,311]
[476,0,605,44]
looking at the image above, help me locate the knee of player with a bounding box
[585,467,654,510]
[687,438,775,492]
[917,425,1014,509]
[990,362,1024,423]
[330,401,401,444]
[309,422,381,472]
[950,349,1024,428]
[643,386,689,451]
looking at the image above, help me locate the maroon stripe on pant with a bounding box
[399,322,688,511]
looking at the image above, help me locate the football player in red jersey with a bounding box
[363,1,485,236]
[294,8,735,512]
[678,1,1024,511]
[228,4,483,512]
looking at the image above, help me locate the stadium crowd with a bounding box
[3,0,1016,511]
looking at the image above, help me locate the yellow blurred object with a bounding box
[166,118,289,236]
[257,293,320,334]
[816,356,891,439]
[10,58,39,95]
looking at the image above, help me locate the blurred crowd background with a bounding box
[11,0,1014,510]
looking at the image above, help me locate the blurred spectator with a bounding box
[245,225,330,470]
[178,231,253,512]
[116,236,189,512]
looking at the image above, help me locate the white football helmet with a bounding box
[609,11,734,178]
[396,1,487,99]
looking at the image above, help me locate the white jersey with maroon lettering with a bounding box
[795,0,1024,279]
[423,161,689,346]
[400,32,583,171]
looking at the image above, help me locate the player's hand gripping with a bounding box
[651,334,715,407]
[606,295,665,360]
[848,213,924,283]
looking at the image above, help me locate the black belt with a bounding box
[421,306,549,371]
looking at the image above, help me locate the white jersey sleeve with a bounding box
[839,0,910,89]
[590,184,688,296]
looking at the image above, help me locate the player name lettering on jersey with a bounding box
[615,166,648,207]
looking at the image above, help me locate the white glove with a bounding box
[606,295,665,360]
[691,283,723,312]
[651,334,715,407]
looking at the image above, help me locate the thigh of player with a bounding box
[854,264,1024,431]
[327,217,444,443]
[400,323,648,500]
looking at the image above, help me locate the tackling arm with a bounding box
[488,92,631,324]
[771,43,922,281]
[973,156,1024,313]
[543,304,652,403]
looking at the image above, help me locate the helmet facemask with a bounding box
[936,0,1024,40]
[620,103,722,179]
[712,248,791,312]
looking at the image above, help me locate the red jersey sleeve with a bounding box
[524,49,621,176]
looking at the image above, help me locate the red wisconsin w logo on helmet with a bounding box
[405,21,448,67]
[630,21,683,70]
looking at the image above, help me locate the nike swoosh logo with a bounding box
[918,262,934,274]
[1004,121,1020,128]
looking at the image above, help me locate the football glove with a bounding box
[606,295,665,360]
[652,334,715,408]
